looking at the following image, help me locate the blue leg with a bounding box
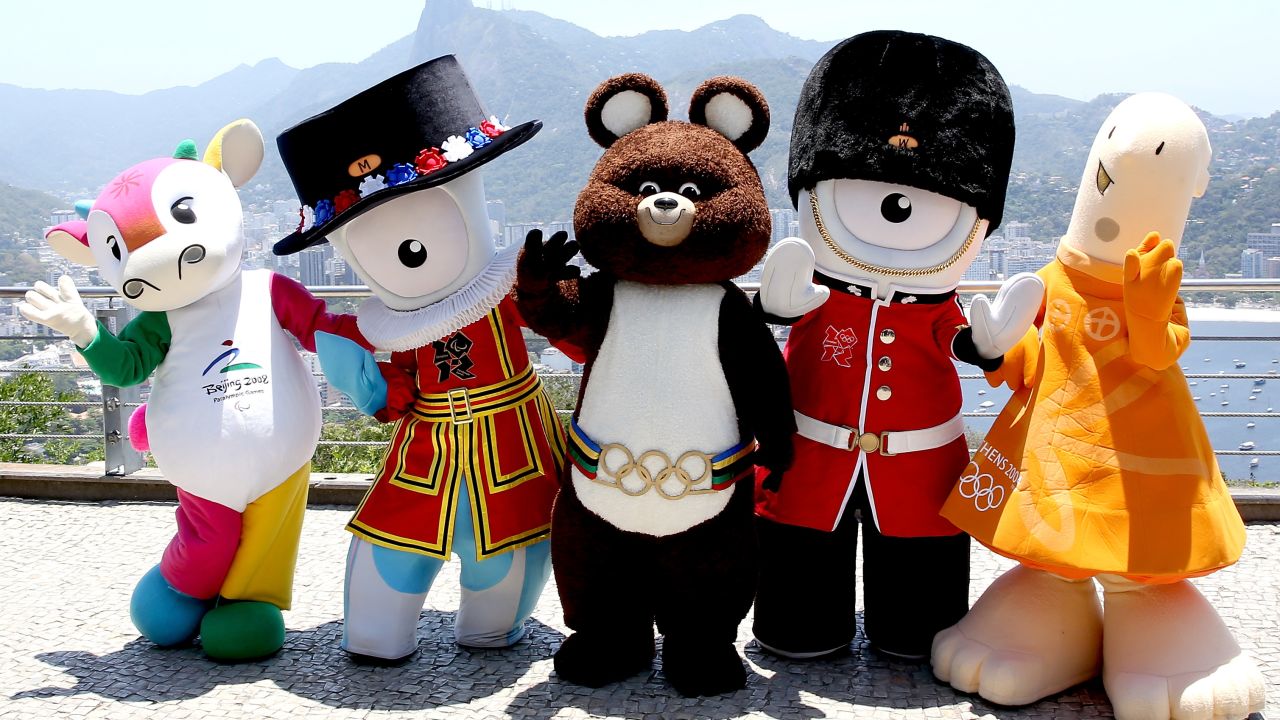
[130,565,211,647]
[342,536,445,661]
[453,481,553,647]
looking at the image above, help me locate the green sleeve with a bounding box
[78,311,172,387]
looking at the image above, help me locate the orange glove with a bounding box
[1122,233,1182,322]
[1123,232,1191,370]
[986,325,1039,391]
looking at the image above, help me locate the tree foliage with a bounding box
[0,372,103,464]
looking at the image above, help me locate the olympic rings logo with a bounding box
[593,443,716,500]
[959,462,1006,512]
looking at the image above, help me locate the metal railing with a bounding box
[1,279,1278,479]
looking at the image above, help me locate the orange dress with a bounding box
[942,245,1245,581]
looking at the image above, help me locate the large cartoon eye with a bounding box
[832,179,963,251]
[106,235,121,261]
[638,181,661,196]
[170,197,197,224]
[678,182,701,200]
[398,238,428,268]
[880,193,911,223]
[341,188,469,302]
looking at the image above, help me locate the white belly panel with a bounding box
[572,281,740,536]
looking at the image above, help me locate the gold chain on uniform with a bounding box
[809,193,982,278]
[588,444,717,500]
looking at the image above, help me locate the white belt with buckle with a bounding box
[794,410,964,456]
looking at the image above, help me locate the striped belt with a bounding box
[568,419,756,499]
[411,365,542,424]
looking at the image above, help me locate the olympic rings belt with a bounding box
[568,419,756,500]
[794,410,965,456]
[410,364,542,424]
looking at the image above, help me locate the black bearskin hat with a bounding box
[788,30,1015,232]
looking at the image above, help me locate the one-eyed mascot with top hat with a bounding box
[273,56,570,662]
[753,31,1044,661]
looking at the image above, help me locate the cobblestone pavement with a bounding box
[0,499,1274,719]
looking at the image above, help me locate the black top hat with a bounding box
[273,55,540,255]
[788,31,1014,233]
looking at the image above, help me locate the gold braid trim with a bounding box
[810,193,982,279]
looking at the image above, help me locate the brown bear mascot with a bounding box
[515,73,794,696]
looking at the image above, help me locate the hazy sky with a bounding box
[7,0,1279,117]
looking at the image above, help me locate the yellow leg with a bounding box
[219,462,311,609]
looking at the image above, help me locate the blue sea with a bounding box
[958,313,1280,484]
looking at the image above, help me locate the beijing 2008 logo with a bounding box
[202,339,262,376]
[959,461,1006,512]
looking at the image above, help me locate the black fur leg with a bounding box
[662,636,747,697]
[553,631,654,688]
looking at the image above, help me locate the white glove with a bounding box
[969,272,1045,360]
[19,276,99,348]
[759,238,829,318]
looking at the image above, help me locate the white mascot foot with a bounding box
[1099,576,1265,720]
[932,564,1102,706]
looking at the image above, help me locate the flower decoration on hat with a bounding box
[386,163,419,187]
[314,199,335,226]
[465,127,492,150]
[334,189,360,214]
[358,174,387,197]
[415,148,447,175]
[297,205,315,233]
[441,135,475,162]
[294,119,508,233]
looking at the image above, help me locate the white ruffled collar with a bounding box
[356,244,519,352]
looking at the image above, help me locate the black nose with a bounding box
[653,197,678,211]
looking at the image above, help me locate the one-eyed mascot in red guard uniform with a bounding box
[272,56,570,663]
[515,74,794,697]
[752,31,1044,661]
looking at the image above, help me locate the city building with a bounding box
[1242,248,1266,279]
[1246,223,1280,258]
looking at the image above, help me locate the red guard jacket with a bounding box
[755,273,998,538]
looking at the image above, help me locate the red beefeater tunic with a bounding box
[347,297,567,560]
[755,277,973,538]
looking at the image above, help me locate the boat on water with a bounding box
[1250,395,1258,401]
[1255,378,1267,386]
[978,389,986,395]
[1203,357,1212,362]
[1210,392,1216,397]
[1221,401,1230,406]
[1190,381,1198,386]
[1240,441,1256,450]
[1234,359,1246,368]
[1247,422,1256,428]
[1251,458,1261,468]
[1194,396,1202,401]
[980,400,994,408]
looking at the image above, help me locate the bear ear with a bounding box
[689,76,770,154]
[585,74,669,148]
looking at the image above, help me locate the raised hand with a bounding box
[1123,232,1183,322]
[970,272,1045,360]
[517,229,581,295]
[758,238,829,319]
[18,276,98,347]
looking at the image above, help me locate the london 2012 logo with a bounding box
[821,325,858,368]
[202,339,262,376]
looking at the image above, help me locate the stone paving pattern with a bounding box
[0,499,1274,719]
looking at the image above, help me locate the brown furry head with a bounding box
[574,74,771,284]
